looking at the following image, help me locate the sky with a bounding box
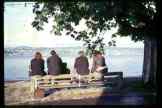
[4,2,144,48]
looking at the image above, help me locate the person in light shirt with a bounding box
[91,50,108,80]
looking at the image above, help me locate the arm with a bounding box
[47,57,50,68]
[74,58,78,69]
[29,63,31,72]
[102,57,106,66]
[42,59,47,75]
[29,60,32,76]
[59,57,63,64]
[42,59,45,70]
[91,57,96,73]
[86,57,89,68]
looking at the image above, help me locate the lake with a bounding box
[4,47,144,81]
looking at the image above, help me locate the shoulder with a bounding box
[79,56,88,61]
[55,55,62,60]
[75,57,80,61]
[58,55,62,59]
[54,54,59,58]
[47,56,51,59]
[83,56,88,60]
[101,56,105,59]
[75,57,79,60]
[57,55,61,58]
[31,58,35,62]
[41,59,45,62]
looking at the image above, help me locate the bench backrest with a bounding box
[35,71,123,83]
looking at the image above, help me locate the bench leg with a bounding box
[30,79,35,95]
[30,75,41,95]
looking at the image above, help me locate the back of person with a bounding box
[47,50,62,75]
[96,55,107,74]
[29,52,47,94]
[91,51,108,74]
[30,59,45,76]
[74,51,89,75]
[29,52,46,76]
[96,56,106,67]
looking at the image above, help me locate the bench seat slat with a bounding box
[38,82,109,89]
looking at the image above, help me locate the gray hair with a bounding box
[78,51,85,57]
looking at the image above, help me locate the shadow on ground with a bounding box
[95,77,156,105]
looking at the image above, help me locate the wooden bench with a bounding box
[33,72,123,97]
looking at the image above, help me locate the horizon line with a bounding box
[4,45,144,49]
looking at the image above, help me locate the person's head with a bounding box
[78,50,84,57]
[34,52,42,60]
[50,50,56,55]
[92,50,96,56]
[93,50,102,57]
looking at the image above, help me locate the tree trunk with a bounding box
[142,37,157,87]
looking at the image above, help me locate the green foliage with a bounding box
[31,0,158,56]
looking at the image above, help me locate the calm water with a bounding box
[4,47,144,81]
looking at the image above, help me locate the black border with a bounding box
[2,0,161,107]
[0,0,4,106]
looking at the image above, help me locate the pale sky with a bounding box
[4,2,144,48]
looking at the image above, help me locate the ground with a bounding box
[5,77,156,105]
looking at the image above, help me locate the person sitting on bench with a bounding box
[29,52,46,93]
[47,50,63,75]
[73,51,89,83]
[91,50,108,81]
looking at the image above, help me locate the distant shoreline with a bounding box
[4,46,144,49]
[5,80,30,83]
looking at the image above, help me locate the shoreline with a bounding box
[5,80,30,83]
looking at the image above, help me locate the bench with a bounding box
[32,72,123,97]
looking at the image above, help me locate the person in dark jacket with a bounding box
[47,50,63,75]
[29,52,46,76]
[29,52,46,94]
[74,51,89,75]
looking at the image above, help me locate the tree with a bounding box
[31,0,159,87]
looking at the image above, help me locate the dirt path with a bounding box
[5,77,156,105]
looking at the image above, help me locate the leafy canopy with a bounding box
[32,0,157,56]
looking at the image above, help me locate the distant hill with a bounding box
[4,45,84,49]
